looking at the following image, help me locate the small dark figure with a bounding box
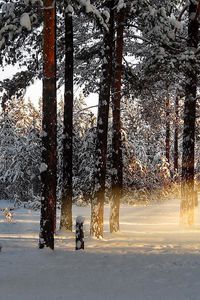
[76,216,84,250]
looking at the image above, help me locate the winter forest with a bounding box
[1,0,200,299]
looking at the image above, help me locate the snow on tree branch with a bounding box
[20,13,32,31]
[76,0,109,31]
[116,0,126,12]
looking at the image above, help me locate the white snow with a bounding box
[169,15,183,31]
[79,0,92,14]
[78,0,108,31]
[102,10,110,23]
[76,215,85,224]
[116,0,126,12]
[1,199,200,299]
[39,162,48,173]
[66,4,74,15]
[1,2,15,16]
[20,13,32,31]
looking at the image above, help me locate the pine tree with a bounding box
[180,2,199,225]
[174,94,179,173]
[91,0,115,238]
[165,96,170,165]
[0,115,18,200]
[60,1,74,231]
[110,4,125,233]
[39,0,57,250]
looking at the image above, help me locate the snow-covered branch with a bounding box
[178,4,188,21]
[76,0,108,31]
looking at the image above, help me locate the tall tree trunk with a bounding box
[110,7,124,233]
[39,0,57,250]
[60,1,73,231]
[174,95,179,173]
[180,2,199,225]
[90,0,114,238]
[165,97,170,164]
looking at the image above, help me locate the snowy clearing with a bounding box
[1,199,200,300]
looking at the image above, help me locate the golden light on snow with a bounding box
[1,195,200,254]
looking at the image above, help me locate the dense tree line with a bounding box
[0,95,172,199]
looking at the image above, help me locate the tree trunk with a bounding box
[90,0,114,238]
[174,95,179,173]
[110,8,124,233]
[180,2,199,225]
[165,97,170,165]
[60,1,73,231]
[39,0,57,250]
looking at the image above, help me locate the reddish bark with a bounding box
[39,0,57,250]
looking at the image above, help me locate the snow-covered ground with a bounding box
[1,199,200,300]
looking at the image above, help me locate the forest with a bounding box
[0,0,200,251]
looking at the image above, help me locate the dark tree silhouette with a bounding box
[91,0,115,238]
[180,2,199,225]
[110,7,125,233]
[165,97,170,165]
[39,0,57,250]
[174,95,179,173]
[60,1,74,231]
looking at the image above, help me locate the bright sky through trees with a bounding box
[0,66,98,113]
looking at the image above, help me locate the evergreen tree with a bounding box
[110,3,125,233]
[60,0,74,231]
[174,94,179,173]
[91,0,115,238]
[39,0,57,250]
[180,1,199,225]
